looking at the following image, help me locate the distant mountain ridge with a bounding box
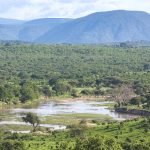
[36,10,150,43]
[1,10,150,43]
[0,18,25,25]
[0,18,71,41]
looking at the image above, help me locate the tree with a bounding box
[94,89,105,96]
[131,143,150,150]
[104,137,122,150]
[75,136,122,150]
[22,113,40,131]
[20,82,40,102]
[145,94,150,109]
[56,142,71,150]
[71,89,78,97]
[143,64,150,71]
[75,136,105,150]
[0,86,7,102]
[110,85,136,106]
[0,85,14,103]
[52,80,72,95]
[70,125,86,138]
[42,86,56,97]
[13,141,25,150]
[81,89,93,95]
[130,97,141,107]
[0,140,25,150]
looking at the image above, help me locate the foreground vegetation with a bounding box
[0,117,150,150]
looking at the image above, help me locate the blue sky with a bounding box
[0,0,150,20]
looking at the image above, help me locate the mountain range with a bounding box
[1,10,150,43]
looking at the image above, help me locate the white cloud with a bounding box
[0,0,150,20]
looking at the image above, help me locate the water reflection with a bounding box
[8,100,136,120]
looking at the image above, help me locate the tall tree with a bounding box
[22,113,40,131]
[110,85,136,106]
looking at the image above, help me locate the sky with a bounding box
[0,0,150,20]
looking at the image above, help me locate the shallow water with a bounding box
[2,100,136,120]
[0,100,137,131]
[0,121,66,130]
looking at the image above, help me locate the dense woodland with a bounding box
[0,43,150,108]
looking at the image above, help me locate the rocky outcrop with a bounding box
[115,108,150,116]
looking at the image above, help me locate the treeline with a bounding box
[0,78,109,103]
[1,77,149,105]
[0,81,39,103]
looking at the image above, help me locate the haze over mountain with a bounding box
[1,10,150,43]
[37,10,150,43]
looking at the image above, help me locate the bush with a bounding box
[0,140,25,150]
[81,89,93,95]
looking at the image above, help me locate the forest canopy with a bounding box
[0,44,150,103]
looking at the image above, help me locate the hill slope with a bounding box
[36,10,150,43]
[0,18,24,40]
[19,18,71,41]
[0,18,71,41]
[0,24,22,40]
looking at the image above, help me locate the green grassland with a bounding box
[42,113,113,125]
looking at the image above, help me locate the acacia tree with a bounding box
[22,112,40,131]
[110,85,136,106]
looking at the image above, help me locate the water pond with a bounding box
[0,100,137,131]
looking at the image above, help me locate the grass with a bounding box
[90,118,150,143]
[58,113,113,120]
[41,113,113,125]
[0,112,114,130]
[94,102,116,108]
[0,124,32,131]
